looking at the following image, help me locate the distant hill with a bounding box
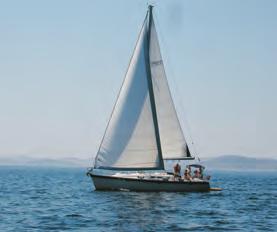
[0,155,276,171]
[202,155,277,171]
[0,156,91,168]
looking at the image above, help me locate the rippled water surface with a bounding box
[0,167,276,231]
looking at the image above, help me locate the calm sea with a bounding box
[0,167,276,231]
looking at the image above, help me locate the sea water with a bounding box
[0,167,276,231]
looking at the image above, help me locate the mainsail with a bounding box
[95,6,192,170]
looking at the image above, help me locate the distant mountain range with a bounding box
[201,155,277,171]
[0,155,276,171]
[0,156,90,168]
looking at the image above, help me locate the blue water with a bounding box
[0,167,276,231]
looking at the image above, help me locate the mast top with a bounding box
[148,4,154,12]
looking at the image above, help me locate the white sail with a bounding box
[95,8,192,170]
[94,16,163,170]
[149,20,192,159]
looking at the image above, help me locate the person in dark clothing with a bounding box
[173,163,181,180]
[184,168,192,181]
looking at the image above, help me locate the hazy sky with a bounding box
[0,0,276,160]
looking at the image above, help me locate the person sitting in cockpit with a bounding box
[184,168,192,181]
[193,169,201,179]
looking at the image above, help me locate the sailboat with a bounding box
[87,6,210,192]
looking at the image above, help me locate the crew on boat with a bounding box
[184,164,211,181]
[199,167,204,179]
[184,168,192,181]
[173,163,181,180]
[193,169,201,179]
[188,166,191,176]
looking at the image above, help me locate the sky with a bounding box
[0,0,276,160]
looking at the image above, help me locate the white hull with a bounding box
[89,173,210,192]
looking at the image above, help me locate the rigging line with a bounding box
[93,12,149,168]
[153,12,199,160]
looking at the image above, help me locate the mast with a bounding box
[144,5,165,170]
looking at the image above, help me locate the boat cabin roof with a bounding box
[187,164,205,169]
